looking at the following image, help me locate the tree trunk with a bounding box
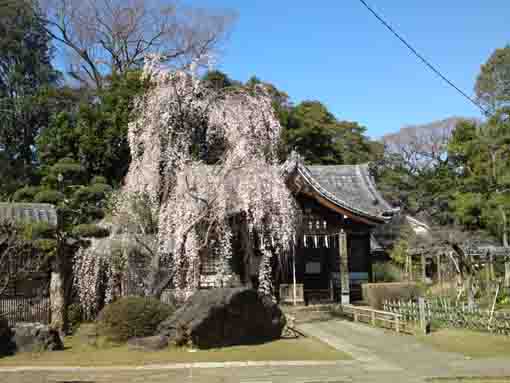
[505,263,510,289]
[50,236,72,336]
[500,207,510,288]
[465,274,475,310]
[49,269,66,336]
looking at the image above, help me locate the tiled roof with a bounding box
[298,163,398,223]
[0,203,58,226]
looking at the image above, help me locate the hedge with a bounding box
[97,296,174,342]
[33,189,65,204]
[72,224,110,238]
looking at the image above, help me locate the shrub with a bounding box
[32,239,58,256]
[97,296,174,342]
[12,186,42,202]
[51,159,87,184]
[372,262,403,282]
[67,303,84,334]
[73,184,112,204]
[33,189,65,204]
[72,224,110,238]
[91,176,108,185]
[22,221,57,240]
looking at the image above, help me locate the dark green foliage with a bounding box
[91,176,108,185]
[202,70,236,90]
[12,186,42,202]
[475,45,510,111]
[36,111,81,168]
[0,0,59,196]
[36,71,146,185]
[33,189,65,204]
[372,262,403,283]
[283,101,382,165]
[22,221,57,241]
[32,238,57,256]
[46,158,87,187]
[67,303,84,334]
[72,184,112,205]
[98,296,174,342]
[448,110,510,242]
[20,222,57,259]
[72,224,110,238]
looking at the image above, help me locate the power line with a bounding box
[356,0,491,117]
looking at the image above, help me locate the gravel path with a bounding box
[298,319,510,380]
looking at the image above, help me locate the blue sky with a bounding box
[189,1,508,138]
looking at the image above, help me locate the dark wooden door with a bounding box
[296,235,340,302]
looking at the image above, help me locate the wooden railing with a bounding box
[336,304,407,333]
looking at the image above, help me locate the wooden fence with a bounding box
[335,304,409,334]
[0,297,50,326]
[383,298,510,335]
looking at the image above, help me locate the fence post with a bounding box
[419,297,426,334]
[371,310,376,326]
[395,315,400,333]
[354,310,358,323]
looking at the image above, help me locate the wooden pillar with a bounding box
[437,254,442,285]
[505,261,510,288]
[409,255,413,281]
[292,249,297,306]
[421,253,426,282]
[418,297,426,334]
[485,256,491,288]
[339,230,350,304]
[489,252,495,280]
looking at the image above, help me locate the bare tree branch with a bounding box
[40,0,236,88]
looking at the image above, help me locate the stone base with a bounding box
[12,322,63,353]
[341,294,350,305]
[127,335,169,351]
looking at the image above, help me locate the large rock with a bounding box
[127,335,169,351]
[12,322,64,352]
[0,318,15,356]
[157,288,286,349]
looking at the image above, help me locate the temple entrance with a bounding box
[297,234,340,304]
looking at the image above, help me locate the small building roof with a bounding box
[0,203,58,226]
[370,214,432,253]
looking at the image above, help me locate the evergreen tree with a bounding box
[0,0,59,196]
[284,101,381,165]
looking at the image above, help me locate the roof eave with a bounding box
[296,165,395,225]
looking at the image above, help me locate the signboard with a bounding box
[305,262,321,274]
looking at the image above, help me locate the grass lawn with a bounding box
[0,327,349,367]
[417,328,510,359]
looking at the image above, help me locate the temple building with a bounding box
[279,158,398,304]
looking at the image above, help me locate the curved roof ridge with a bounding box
[297,162,393,223]
[405,215,431,231]
[357,163,397,213]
